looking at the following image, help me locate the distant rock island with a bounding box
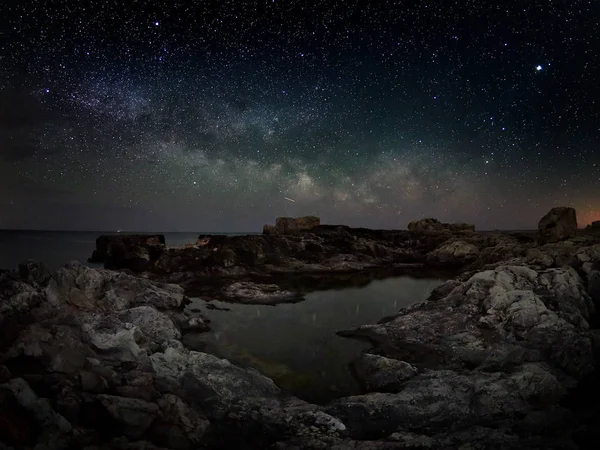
[1,206,600,449]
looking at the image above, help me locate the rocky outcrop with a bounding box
[407,218,475,234]
[263,216,321,234]
[0,262,351,450]
[222,282,304,305]
[538,207,578,244]
[426,240,479,266]
[335,254,600,448]
[4,213,600,448]
[587,220,600,230]
[88,235,166,271]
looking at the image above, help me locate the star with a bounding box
[536,65,543,71]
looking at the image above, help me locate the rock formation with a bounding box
[4,230,600,448]
[538,206,577,244]
[4,207,600,448]
[407,218,475,234]
[263,216,321,234]
[587,220,600,230]
[88,234,166,271]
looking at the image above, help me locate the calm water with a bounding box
[0,230,254,270]
[185,276,442,403]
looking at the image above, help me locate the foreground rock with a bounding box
[538,206,577,244]
[3,221,600,448]
[0,262,350,449]
[336,247,600,448]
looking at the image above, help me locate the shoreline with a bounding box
[1,209,600,449]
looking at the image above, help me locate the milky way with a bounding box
[1,0,599,231]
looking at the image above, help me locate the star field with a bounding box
[1,0,599,231]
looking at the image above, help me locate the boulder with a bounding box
[407,218,443,233]
[538,207,577,244]
[351,354,418,392]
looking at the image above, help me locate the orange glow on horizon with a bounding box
[579,209,600,227]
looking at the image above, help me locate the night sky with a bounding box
[1,0,599,231]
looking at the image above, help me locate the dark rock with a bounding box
[4,229,600,449]
[264,216,321,234]
[96,395,159,438]
[351,354,418,392]
[221,281,304,305]
[538,207,578,244]
[407,218,475,234]
[587,220,600,230]
[88,234,166,271]
[426,240,479,266]
[151,394,210,450]
[79,371,108,393]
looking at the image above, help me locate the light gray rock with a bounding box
[222,281,303,304]
[45,263,186,311]
[119,306,181,346]
[426,240,479,265]
[150,347,280,414]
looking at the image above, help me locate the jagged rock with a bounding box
[426,240,479,266]
[407,218,443,233]
[96,395,159,438]
[538,207,578,244]
[336,262,597,445]
[222,282,303,305]
[152,394,210,449]
[3,226,600,449]
[118,306,181,347]
[263,224,277,235]
[149,347,280,414]
[274,216,321,234]
[587,220,600,230]
[295,216,321,230]
[407,218,475,234]
[0,377,72,449]
[45,262,186,311]
[89,235,166,271]
[351,354,418,392]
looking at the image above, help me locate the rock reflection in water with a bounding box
[185,275,442,403]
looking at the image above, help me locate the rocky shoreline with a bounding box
[2,207,600,449]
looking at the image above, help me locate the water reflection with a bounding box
[185,275,442,403]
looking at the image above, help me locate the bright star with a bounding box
[154,21,159,26]
[536,65,543,71]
